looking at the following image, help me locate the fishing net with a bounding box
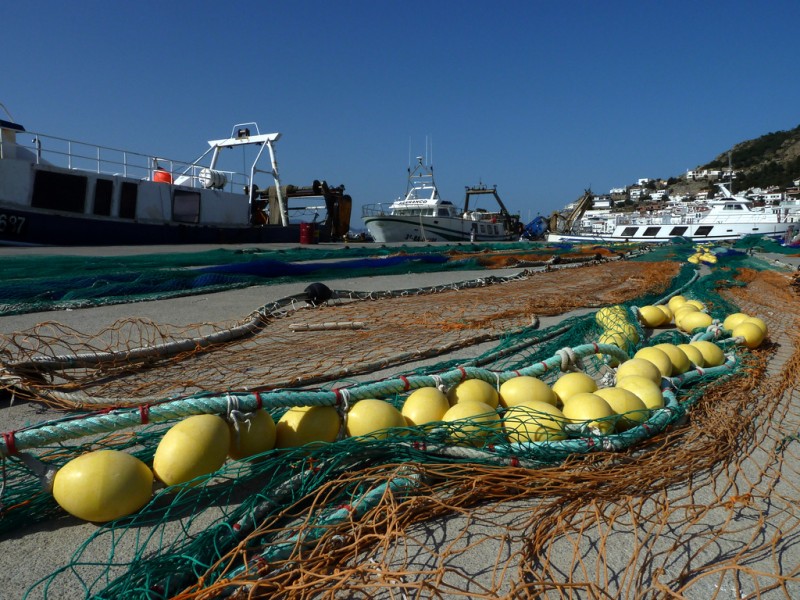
[1,240,799,599]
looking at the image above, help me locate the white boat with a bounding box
[362,157,520,243]
[0,105,351,246]
[546,185,798,244]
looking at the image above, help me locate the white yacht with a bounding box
[362,157,519,243]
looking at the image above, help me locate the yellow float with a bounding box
[503,400,566,442]
[732,321,766,349]
[744,316,768,335]
[689,340,725,367]
[346,399,406,440]
[667,295,687,313]
[615,375,665,409]
[551,372,598,404]
[594,387,649,431]
[228,409,277,460]
[401,387,450,426]
[498,376,556,408]
[275,405,340,448]
[443,401,501,445]
[561,392,615,435]
[638,305,667,328]
[722,312,750,331]
[633,346,673,378]
[153,414,230,487]
[615,358,663,385]
[677,310,713,333]
[52,450,153,523]
[676,343,705,368]
[653,343,691,375]
[447,378,499,408]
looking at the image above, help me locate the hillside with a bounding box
[698,124,800,190]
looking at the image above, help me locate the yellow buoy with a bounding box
[608,322,640,345]
[52,450,153,523]
[401,387,450,426]
[744,316,768,335]
[673,304,699,326]
[447,378,499,408]
[638,305,667,328]
[676,343,705,368]
[732,321,766,349]
[551,372,598,404]
[615,375,664,409]
[656,305,674,324]
[346,399,406,440]
[153,414,230,487]
[677,310,713,333]
[653,343,691,375]
[722,312,750,331]
[443,401,501,445]
[688,254,700,264]
[275,405,340,448]
[599,330,629,351]
[503,400,567,442]
[561,392,615,435]
[685,299,705,310]
[699,252,717,264]
[228,409,277,460]
[595,305,627,329]
[689,340,725,367]
[615,358,663,385]
[633,346,673,378]
[498,376,556,408]
[594,387,649,431]
[667,295,687,313]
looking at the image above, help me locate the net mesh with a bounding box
[1,240,799,599]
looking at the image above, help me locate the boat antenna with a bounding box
[728,151,734,195]
[0,102,15,122]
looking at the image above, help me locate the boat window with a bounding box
[621,226,638,237]
[32,171,86,213]
[643,227,660,236]
[695,225,713,236]
[438,208,449,217]
[93,179,113,216]
[119,182,138,219]
[669,226,688,236]
[173,190,201,224]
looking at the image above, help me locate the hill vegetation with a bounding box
[700,124,800,189]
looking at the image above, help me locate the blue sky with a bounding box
[5,1,800,224]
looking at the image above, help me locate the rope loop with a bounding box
[226,393,253,443]
[334,388,351,441]
[555,347,582,373]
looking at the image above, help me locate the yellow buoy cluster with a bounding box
[52,298,764,524]
[637,296,715,334]
[594,305,639,364]
[723,311,768,349]
[687,245,718,265]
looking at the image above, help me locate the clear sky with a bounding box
[5,1,800,225]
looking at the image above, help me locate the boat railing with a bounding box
[4,130,249,193]
[362,203,390,217]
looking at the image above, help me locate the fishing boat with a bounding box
[0,106,351,246]
[546,185,797,244]
[362,157,520,242]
